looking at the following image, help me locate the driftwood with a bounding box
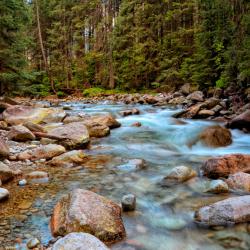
[33,131,66,141]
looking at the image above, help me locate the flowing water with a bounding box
[1,102,250,250]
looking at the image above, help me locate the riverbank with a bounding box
[0,93,250,249]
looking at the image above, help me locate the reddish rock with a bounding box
[195,195,250,226]
[50,189,126,244]
[226,172,250,192]
[227,110,250,132]
[88,114,121,129]
[0,162,14,183]
[0,137,9,158]
[119,108,140,117]
[131,122,142,127]
[8,125,36,142]
[199,125,232,147]
[201,154,250,178]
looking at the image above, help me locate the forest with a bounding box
[0,0,249,96]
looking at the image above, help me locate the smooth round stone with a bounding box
[122,194,136,211]
[152,217,187,231]
[206,180,229,194]
[0,188,9,201]
[19,179,27,186]
[27,238,40,249]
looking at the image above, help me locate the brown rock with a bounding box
[119,108,140,117]
[18,144,66,161]
[0,137,9,158]
[187,91,204,102]
[226,172,250,192]
[197,110,215,118]
[131,122,142,127]
[8,125,36,142]
[195,195,250,226]
[199,125,232,147]
[227,110,250,132]
[0,162,14,183]
[47,122,90,149]
[201,154,250,178]
[50,189,126,244]
[23,122,45,133]
[89,114,121,129]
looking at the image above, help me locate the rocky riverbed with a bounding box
[0,91,250,250]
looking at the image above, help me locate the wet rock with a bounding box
[0,162,14,183]
[0,188,9,201]
[18,144,66,161]
[227,110,250,132]
[199,126,232,148]
[206,180,229,194]
[174,103,203,119]
[197,110,215,118]
[51,233,109,250]
[122,194,136,211]
[119,108,140,117]
[63,115,84,124]
[50,150,86,166]
[27,238,40,249]
[161,166,197,187]
[26,171,48,179]
[50,189,126,243]
[116,159,145,172]
[131,122,142,127]
[201,154,250,178]
[8,125,35,142]
[226,172,250,192]
[0,137,9,158]
[47,122,90,149]
[88,114,121,129]
[23,122,45,133]
[195,195,250,226]
[187,91,204,102]
[151,217,187,231]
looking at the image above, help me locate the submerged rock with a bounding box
[122,194,136,212]
[50,189,126,243]
[27,238,40,249]
[201,154,250,178]
[0,162,14,183]
[8,125,36,142]
[119,108,140,117]
[206,180,229,194]
[195,195,250,226]
[47,122,90,149]
[226,172,250,192]
[18,144,66,161]
[227,110,250,132]
[199,126,232,148]
[161,166,197,187]
[116,159,145,172]
[26,171,49,179]
[51,233,109,250]
[0,187,9,201]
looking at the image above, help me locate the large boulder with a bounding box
[42,108,66,124]
[52,233,109,250]
[0,138,9,158]
[50,150,86,166]
[83,122,110,138]
[195,195,250,226]
[3,106,52,125]
[50,189,126,244]
[173,103,203,119]
[201,154,250,179]
[227,110,250,132]
[161,166,197,187]
[8,125,36,142]
[47,122,90,149]
[187,91,204,102]
[17,144,66,161]
[88,114,121,129]
[0,162,14,183]
[226,172,250,192]
[198,125,232,147]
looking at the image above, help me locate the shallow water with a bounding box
[1,102,250,249]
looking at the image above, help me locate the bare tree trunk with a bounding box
[35,0,56,94]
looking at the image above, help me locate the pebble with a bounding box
[27,238,40,249]
[19,179,27,186]
[122,194,136,211]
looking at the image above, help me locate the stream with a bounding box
[1,102,250,250]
